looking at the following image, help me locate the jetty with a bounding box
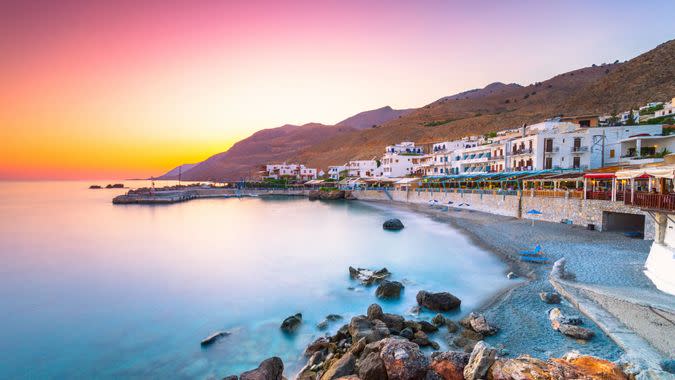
[112,186,311,204]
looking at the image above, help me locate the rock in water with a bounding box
[548,308,593,340]
[359,352,388,380]
[376,280,404,299]
[429,351,470,380]
[463,341,497,380]
[540,292,562,304]
[379,338,429,380]
[416,291,461,311]
[281,313,303,333]
[239,357,284,380]
[349,316,390,343]
[558,324,595,340]
[321,352,356,380]
[431,314,446,327]
[349,267,391,285]
[383,218,405,230]
[200,330,230,346]
[466,312,498,336]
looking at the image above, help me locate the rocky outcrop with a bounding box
[489,353,628,380]
[309,190,346,201]
[548,308,594,340]
[540,292,562,304]
[350,267,391,285]
[383,219,405,230]
[463,341,497,380]
[416,291,461,311]
[376,280,404,299]
[200,330,230,346]
[379,338,429,380]
[429,351,470,380]
[239,357,284,380]
[280,313,303,333]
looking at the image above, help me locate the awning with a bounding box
[394,177,421,184]
[583,173,615,179]
[304,179,325,185]
[616,165,675,180]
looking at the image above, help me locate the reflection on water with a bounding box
[0,181,510,379]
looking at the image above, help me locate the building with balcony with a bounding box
[262,163,318,181]
[347,159,382,178]
[328,165,349,180]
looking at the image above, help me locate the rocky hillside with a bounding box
[167,39,675,181]
[336,106,414,130]
[157,163,197,180]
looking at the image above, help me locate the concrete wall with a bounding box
[352,189,655,239]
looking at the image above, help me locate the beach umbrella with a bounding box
[526,209,542,226]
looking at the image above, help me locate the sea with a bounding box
[0,180,511,379]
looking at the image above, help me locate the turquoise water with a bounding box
[0,181,511,379]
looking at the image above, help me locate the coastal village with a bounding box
[112,99,675,379]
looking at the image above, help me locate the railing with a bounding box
[532,189,567,198]
[544,147,559,153]
[571,146,588,153]
[569,191,584,199]
[512,148,533,155]
[585,190,612,200]
[625,192,675,211]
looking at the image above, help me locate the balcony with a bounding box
[571,146,588,153]
[511,148,533,156]
[625,192,675,211]
[544,147,560,154]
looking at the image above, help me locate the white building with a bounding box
[262,163,317,181]
[654,97,674,118]
[328,165,349,180]
[385,141,423,155]
[347,160,382,178]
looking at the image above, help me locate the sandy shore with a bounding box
[368,200,659,361]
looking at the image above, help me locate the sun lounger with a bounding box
[519,244,541,256]
[520,255,549,263]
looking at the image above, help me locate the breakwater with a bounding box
[112,188,310,204]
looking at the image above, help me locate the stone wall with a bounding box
[352,189,655,239]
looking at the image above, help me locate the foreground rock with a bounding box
[382,218,405,230]
[239,357,284,380]
[416,290,461,311]
[463,341,497,380]
[349,267,391,285]
[376,280,404,299]
[309,189,346,200]
[429,351,470,380]
[280,313,303,333]
[321,352,355,380]
[200,330,230,346]
[489,353,628,380]
[349,315,390,343]
[359,352,388,380]
[548,308,594,340]
[379,338,429,380]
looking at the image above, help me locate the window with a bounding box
[544,157,552,169]
[573,156,581,169]
[610,149,615,158]
[544,139,553,153]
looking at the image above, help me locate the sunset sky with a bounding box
[1,0,673,180]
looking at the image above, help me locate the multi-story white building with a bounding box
[327,165,349,180]
[347,160,382,178]
[654,97,674,118]
[385,141,424,155]
[262,163,317,181]
[380,142,424,177]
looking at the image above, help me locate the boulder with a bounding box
[382,314,406,332]
[309,190,346,200]
[540,292,562,304]
[379,338,429,380]
[558,324,595,340]
[223,376,238,380]
[400,327,414,340]
[551,355,627,379]
[281,313,303,333]
[445,320,459,333]
[317,320,329,330]
[418,321,438,333]
[362,340,386,359]
[349,316,390,343]
[488,355,552,380]
[367,304,385,321]
[240,357,284,380]
[359,352,388,380]
[431,314,445,327]
[429,351,470,380]
[376,281,404,299]
[327,314,344,322]
[350,337,367,356]
[383,219,405,230]
[489,354,628,380]
[305,337,330,356]
[463,341,497,380]
[416,291,461,312]
[350,267,391,285]
[200,331,230,346]
[466,313,498,336]
[321,352,356,380]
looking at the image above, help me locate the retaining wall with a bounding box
[352,189,655,239]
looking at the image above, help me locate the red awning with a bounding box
[584,173,615,179]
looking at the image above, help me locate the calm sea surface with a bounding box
[0,180,511,379]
